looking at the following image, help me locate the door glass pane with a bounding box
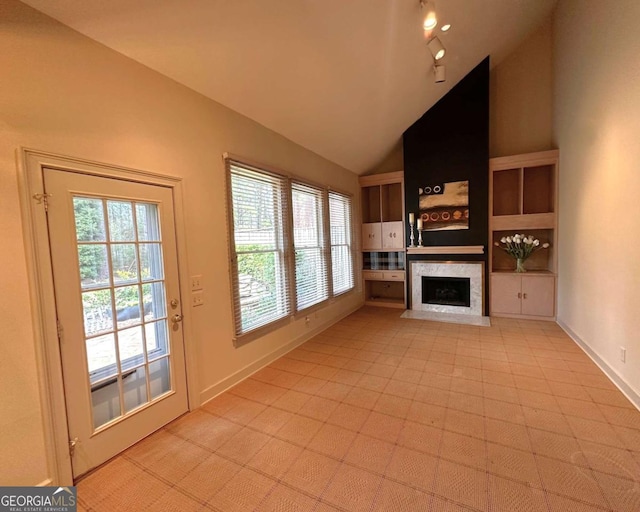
[82,289,113,337]
[139,244,163,281]
[145,320,169,359]
[136,203,161,241]
[78,244,110,289]
[91,377,122,428]
[74,197,106,242]
[73,195,173,431]
[149,357,171,399]
[142,282,166,321]
[123,366,148,413]
[86,333,117,382]
[115,286,142,329]
[111,244,138,284]
[119,325,145,371]
[107,201,135,241]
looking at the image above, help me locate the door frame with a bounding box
[17,148,199,485]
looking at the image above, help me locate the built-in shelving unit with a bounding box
[359,171,406,308]
[489,150,559,320]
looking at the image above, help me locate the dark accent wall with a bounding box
[403,57,490,312]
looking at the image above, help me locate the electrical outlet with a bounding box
[305,315,311,324]
[620,346,626,363]
[192,291,204,307]
[191,275,203,291]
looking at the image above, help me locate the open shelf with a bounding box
[363,251,405,271]
[493,168,521,216]
[362,186,381,223]
[381,183,403,222]
[491,229,554,273]
[492,163,555,217]
[365,281,405,307]
[523,165,555,214]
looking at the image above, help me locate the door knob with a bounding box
[171,314,183,324]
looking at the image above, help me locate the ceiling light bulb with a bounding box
[428,36,446,60]
[421,1,438,31]
[441,24,451,32]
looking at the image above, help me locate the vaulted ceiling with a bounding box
[22,0,556,174]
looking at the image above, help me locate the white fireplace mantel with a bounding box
[406,245,484,255]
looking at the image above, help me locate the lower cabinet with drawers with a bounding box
[362,262,406,309]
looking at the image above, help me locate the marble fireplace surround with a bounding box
[410,260,484,316]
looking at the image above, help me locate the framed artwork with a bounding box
[419,180,469,231]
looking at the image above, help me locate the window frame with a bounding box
[290,180,330,314]
[328,190,355,297]
[225,155,355,345]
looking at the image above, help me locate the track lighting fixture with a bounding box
[434,64,446,83]
[428,36,446,60]
[421,1,437,31]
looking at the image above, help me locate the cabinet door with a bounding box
[521,275,555,317]
[382,221,404,249]
[362,223,382,250]
[490,274,522,315]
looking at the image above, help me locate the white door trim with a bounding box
[17,148,199,485]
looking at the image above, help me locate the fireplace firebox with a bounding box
[422,276,471,307]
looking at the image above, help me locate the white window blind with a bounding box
[329,191,354,295]
[228,161,291,338]
[291,182,329,311]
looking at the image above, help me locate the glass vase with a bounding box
[515,257,527,273]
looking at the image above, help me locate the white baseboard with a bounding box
[199,303,362,406]
[558,319,640,411]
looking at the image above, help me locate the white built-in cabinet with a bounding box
[490,274,555,318]
[489,150,559,320]
[360,171,406,308]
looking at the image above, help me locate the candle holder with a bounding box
[418,228,423,247]
[409,220,416,247]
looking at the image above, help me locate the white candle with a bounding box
[409,213,415,224]
[417,218,423,230]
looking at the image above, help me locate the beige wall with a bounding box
[490,19,553,157]
[0,0,361,485]
[554,0,640,401]
[366,141,404,175]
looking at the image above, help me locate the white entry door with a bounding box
[43,168,188,478]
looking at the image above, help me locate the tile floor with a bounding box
[77,307,640,511]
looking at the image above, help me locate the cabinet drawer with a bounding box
[362,271,384,280]
[383,271,405,281]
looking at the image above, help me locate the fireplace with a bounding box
[422,276,471,307]
[410,261,484,316]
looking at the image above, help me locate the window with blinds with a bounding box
[226,157,354,343]
[329,191,354,295]
[228,161,291,339]
[291,182,329,311]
